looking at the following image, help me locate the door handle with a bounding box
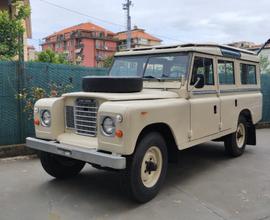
[235,99,238,107]
[214,105,217,114]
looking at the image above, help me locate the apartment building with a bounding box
[42,22,118,67]
[116,26,162,50]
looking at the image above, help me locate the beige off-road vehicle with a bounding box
[27,43,262,203]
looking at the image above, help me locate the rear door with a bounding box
[217,58,238,131]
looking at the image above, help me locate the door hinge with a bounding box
[188,130,193,139]
[219,122,222,130]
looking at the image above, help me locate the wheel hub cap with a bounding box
[141,146,163,188]
[236,123,245,148]
[145,160,158,174]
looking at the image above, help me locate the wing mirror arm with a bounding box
[188,74,205,98]
[189,74,205,91]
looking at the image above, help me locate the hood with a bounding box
[62,89,179,101]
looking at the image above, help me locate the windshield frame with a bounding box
[109,52,191,81]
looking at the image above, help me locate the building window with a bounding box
[71,40,74,47]
[99,32,104,38]
[56,42,61,49]
[240,63,257,85]
[191,57,214,86]
[63,41,67,50]
[218,60,235,85]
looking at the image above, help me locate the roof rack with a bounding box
[126,43,256,56]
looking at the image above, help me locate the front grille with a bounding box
[65,98,98,137]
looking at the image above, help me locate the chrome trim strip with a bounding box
[192,90,218,95]
[220,88,261,93]
[191,88,261,95]
[26,137,126,169]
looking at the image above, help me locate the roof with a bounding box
[115,43,259,62]
[45,22,115,39]
[116,29,161,42]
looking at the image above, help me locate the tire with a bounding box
[124,132,168,203]
[82,76,143,93]
[39,152,85,179]
[224,116,247,157]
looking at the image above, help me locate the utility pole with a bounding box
[123,0,132,49]
[8,0,12,17]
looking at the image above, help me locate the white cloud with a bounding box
[28,0,270,49]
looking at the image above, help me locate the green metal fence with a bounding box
[0,61,108,146]
[0,61,270,146]
[261,74,270,123]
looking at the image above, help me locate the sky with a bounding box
[29,0,270,50]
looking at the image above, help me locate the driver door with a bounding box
[188,55,220,141]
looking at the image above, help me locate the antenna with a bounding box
[257,39,270,55]
[123,0,133,49]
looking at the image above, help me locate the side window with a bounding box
[240,64,257,85]
[218,60,235,85]
[191,57,214,86]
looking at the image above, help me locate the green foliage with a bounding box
[36,49,71,64]
[16,82,73,119]
[0,0,30,60]
[259,54,270,74]
[103,55,114,68]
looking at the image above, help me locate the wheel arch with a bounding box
[239,109,254,124]
[135,123,179,163]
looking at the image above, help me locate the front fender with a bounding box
[98,98,189,155]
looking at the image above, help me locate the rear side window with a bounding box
[218,60,235,85]
[191,57,214,86]
[240,64,257,85]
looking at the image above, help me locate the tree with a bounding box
[103,55,114,68]
[259,54,270,74]
[36,49,70,64]
[17,82,73,119]
[0,0,30,60]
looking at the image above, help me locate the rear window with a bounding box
[240,64,257,85]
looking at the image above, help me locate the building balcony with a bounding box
[95,45,116,51]
[75,43,84,49]
[70,30,117,41]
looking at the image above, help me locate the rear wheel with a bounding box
[224,116,247,157]
[124,132,168,203]
[39,152,85,179]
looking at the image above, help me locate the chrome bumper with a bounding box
[26,137,126,169]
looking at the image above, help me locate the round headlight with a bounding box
[41,110,51,127]
[102,117,115,136]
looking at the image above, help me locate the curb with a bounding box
[0,144,36,159]
[256,123,270,129]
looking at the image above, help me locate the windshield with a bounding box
[109,53,189,80]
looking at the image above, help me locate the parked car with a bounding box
[27,43,262,203]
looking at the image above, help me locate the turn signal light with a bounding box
[34,118,40,126]
[115,130,123,138]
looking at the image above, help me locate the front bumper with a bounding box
[26,137,126,169]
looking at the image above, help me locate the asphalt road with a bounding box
[0,129,270,220]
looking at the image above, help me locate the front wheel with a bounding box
[124,132,168,203]
[224,116,247,157]
[39,152,85,179]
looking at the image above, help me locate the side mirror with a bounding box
[194,74,205,89]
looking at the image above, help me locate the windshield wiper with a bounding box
[143,75,164,81]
